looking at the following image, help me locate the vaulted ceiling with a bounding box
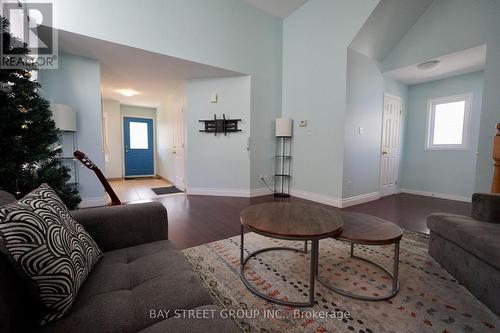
[349,0,434,62]
[242,0,308,18]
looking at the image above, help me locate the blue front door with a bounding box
[124,117,154,176]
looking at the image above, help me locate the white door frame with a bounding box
[121,115,157,178]
[172,106,186,190]
[379,93,403,196]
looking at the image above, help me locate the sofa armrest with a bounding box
[70,202,168,252]
[471,193,500,224]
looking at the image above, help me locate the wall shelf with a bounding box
[199,114,242,136]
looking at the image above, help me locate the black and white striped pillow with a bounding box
[0,184,102,325]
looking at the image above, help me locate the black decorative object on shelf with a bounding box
[199,114,242,136]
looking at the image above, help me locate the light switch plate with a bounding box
[299,120,307,127]
[359,127,364,135]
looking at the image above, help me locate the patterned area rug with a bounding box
[183,232,499,333]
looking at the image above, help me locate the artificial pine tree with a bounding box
[0,17,81,209]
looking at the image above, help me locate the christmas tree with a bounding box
[0,17,81,209]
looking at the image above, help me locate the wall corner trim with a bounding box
[185,187,272,198]
[250,188,274,197]
[341,192,381,208]
[290,189,343,208]
[290,189,381,208]
[186,187,251,198]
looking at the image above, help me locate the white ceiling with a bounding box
[242,0,308,18]
[54,30,243,108]
[383,45,487,86]
[350,0,434,61]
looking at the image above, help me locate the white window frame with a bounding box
[425,93,473,151]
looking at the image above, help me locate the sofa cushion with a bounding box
[427,213,500,270]
[471,193,500,223]
[0,184,102,324]
[35,240,217,333]
[0,190,16,206]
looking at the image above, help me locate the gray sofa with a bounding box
[427,193,500,316]
[0,191,239,333]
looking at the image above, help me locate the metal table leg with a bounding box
[240,228,318,307]
[316,241,400,301]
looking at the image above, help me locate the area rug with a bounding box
[151,186,183,195]
[183,232,499,333]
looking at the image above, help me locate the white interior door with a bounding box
[173,107,185,190]
[380,94,402,197]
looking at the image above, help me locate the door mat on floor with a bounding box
[151,186,183,195]
[183,231,499,333]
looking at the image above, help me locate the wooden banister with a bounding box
[493,123,500,193]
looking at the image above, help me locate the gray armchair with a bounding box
[427,193,500,316]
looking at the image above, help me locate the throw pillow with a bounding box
[0,184,102,325]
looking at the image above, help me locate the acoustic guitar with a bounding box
[73,150,122,206]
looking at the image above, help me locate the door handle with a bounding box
[382,151,388,155]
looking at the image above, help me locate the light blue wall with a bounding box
[282,0,379,198]
[185,76,251,191]
[51,0,282,191]
[384,77,408,105]
[39,53,104,204]
[120,105,156,119]
[342,49,384,198]
[382,0,500,193]
[401,72,484,199]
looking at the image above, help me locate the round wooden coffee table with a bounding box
[317,212,403,301]
[240,203,343,307]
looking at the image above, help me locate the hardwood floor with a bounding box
[108,178,173,202]
[127,190,470,250]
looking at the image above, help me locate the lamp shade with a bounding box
[51,103,77,132]
[275,118,292,137]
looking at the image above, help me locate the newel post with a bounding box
[492,123,500,193]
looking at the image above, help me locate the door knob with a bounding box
[382,151,388,155]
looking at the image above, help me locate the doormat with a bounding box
[151,186,184,195]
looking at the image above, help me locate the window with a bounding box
[129,122,149,149]
[426,93,472,150]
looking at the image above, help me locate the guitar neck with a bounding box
[73,151,121,206]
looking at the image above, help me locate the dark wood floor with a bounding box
[135,193,470,250]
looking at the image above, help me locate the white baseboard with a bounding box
[250,188,274,197]
[185,187,272,198]
[186,187,251,197]
[400,188,471,202]
[341,192,381,208]
[79,196,106,208]
[291,189,381,208]
[290,189,343,208]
